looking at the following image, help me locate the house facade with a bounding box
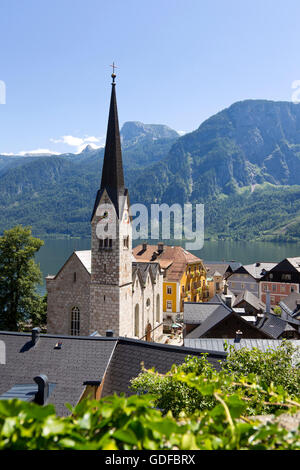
[226,262,276,297]
[260,258,300,307]
[133,243,209,320]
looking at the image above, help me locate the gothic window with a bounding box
[123,236,129,249]
[134,304,139,337]
[99,238,112,250]
[71,307,80,336]
[146,298,151,309]
[73,272,77,283]
[156,294,160,323]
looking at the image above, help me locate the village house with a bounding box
[226,262,276,297]
[260,257,300,307]
[183,295,272,340]
[133,243,209,321]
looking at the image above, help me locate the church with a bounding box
[46,71,163,341]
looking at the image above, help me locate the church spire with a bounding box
[91,66,126,219]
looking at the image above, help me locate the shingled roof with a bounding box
[0,331,225,416]
[256,313,299,339]
[279,292,300,318]
[133,244,203,282]
[233,290,266,312]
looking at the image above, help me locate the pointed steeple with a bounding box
[91,69,126,219]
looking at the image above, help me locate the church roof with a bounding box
[91,75,127,220]
[75,250,92,273]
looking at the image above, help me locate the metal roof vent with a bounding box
[106,330,114,337]
[157,242,164,253]
[234,330,243,343]
[34,374,49,405]
[225,295,233,308]
[31,327,41,346]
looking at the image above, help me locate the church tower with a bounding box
[90,70,133,337]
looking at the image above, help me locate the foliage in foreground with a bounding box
[131,341,300,417]
[0,357,299,450]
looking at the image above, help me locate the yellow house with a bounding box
[133,243,208,320]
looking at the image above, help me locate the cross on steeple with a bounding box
[110,62,118,83]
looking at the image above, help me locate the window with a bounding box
[167,286,172,295]
[272,284,276,292]
[156,294,160,323]
[71,307,80,336]
[146,298,151,309]
[166,300,172,311]
[282,274,291,281]
[134,304,139,337]
[99,238,112,250]
[73,272,76,283]
[123,236,129,249]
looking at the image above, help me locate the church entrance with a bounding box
[145,323,152,342]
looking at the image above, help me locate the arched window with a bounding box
[71,306,80,336]
[156,294,160,323]
[134,304,139,337]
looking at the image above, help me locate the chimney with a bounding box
[223,282,228,295]
[157,242,164,253]
[265,292,271,315]
[31,327,40,346]
[142,242,147,251]
[34,374,49,405]
[234,330,243,343]
[224,295,233,309]
[106,330,114,337]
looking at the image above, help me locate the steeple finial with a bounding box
[110,62,118,84]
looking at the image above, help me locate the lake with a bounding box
[35,237,300,294]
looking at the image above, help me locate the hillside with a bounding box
[1,102,300,242]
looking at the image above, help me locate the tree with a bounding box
[0,225,45,331]
[131,342,300,417]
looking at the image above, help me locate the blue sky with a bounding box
[1,0,300,154]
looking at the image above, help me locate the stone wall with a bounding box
[46,253,90,336]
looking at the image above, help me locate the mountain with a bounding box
[128,100,300,241]
[0,122,179,237]
[1,102,300,242]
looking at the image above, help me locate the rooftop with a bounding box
[0,331,225,415]
[133,243,203,282]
